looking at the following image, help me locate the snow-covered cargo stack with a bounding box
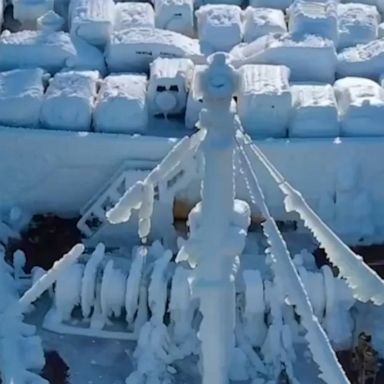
[337,40,384,81]
[249,0,293,9]
[114,3,155,32]
[287,0,338,44]
[334,77,384,136]
[0,68,46,128]
[69,0,115,46]
[13,0,54,29]
[147,58,193,117]
[105,28,202,73]
[237,64,291,138]
[289,84,339,138]
[230,33,337,83]
[243,7,287,43]
[94,73,148,134]
[154,0,194,37]
[0,30,106,74]
[196,5,243,54]
[337,3,380,49]
[40,70,99,131]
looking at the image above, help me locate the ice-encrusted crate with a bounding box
[114,2,155,31]
[147,57,194,117]
[237,64,292,138]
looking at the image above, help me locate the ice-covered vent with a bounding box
[237,64,291,138]
[0,30,106,74]
[114,2,155,31]
[243,7,287,43]
[337,3,380,49]
[40,70,99,132]
[289,84,339,138]
[196,4,243,54]
[69,0,115,46]
[13,0,54,27]
[334,77,384,137]
[287,0,338,44]
[94,73,148,134]
[230,33,337,83]
[106,27,202,73]
[154,0,194,37]
[147,57,194,116]
[37,10,64,32]
[337,39,384,81]
[0,68,46,128]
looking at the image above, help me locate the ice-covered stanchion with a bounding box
[13,0,54,29]
[147,58,194,118]
[154,0,194,37]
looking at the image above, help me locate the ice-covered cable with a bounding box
[237,130,384,305]
[236,142,349,384]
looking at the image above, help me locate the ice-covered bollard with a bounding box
[37,10,64,31]
[94,73,148,134]
[338,3,380,50]
[148,57,194,117]
[289,84,339,138]
[69,0,115,46]
[40,70,99,132]
[243,7,287,43]
[287,0,338,44]
[13,0,54,29]
[196,4,243,54]
[114,2,155,31]
[154,0,194,37]
[13,250,26,280]
[237,64,291,138]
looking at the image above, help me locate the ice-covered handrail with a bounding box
[106,129,205,227]
[236,141,349,384]
[237,130,384,306]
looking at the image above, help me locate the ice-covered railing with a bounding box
[237,130,384,306]
[235,138,350,384]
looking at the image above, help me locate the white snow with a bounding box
[243,7,287,44]
[114,2,155,32]
[94,73,148,134]
[68,0,115,46]
[334,76,384,136]
[249,0,293,10]
[288,1,338,44]
[337,3,380,50]
[196,4,243,54]
[337,39,384,81]
[0,68,46,129]
[13,0,54,27]
[230,33,337,83]
[40,70,99,132]
[105,27,202,73]
[237,64,291,138]
[154,0,194,37]
[289,84,339,138]
[147,57,193,117]
[0,30,106,74]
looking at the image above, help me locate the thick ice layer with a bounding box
[196,4,243,54]
[243,7,287,43]
[69,0,114,46]
[114,2,155,31]
[289,84,339,138]
[237,64,291,138]
[40,70,99,131]
[148,57,193,116]
[94,73,148,134]
[154,0,194,37]
[338,3,379,50]
[106,27,202,73]
[37,10,65,31]
[249,0,292,9]
[334,77,384,137]
[0,30,105,74]
[0,68,46,128]
[337,39,384,81]
[13,0,54,25]
[342,0,384,13]
[288,1,338,44]
[230,33,337,83]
